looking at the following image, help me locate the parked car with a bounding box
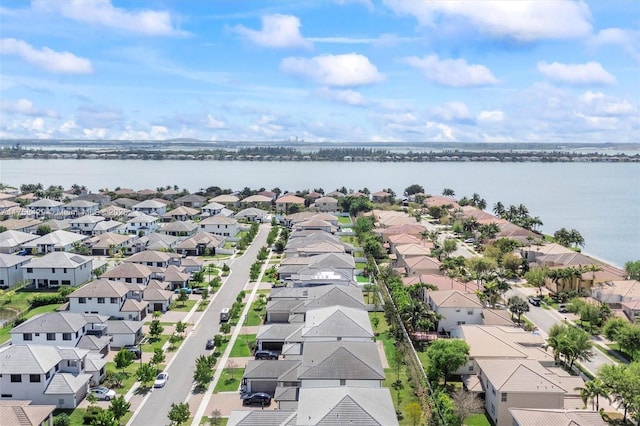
[528,296,542,306]
[123,345,141,359]
[89,386,116,401]
[242,392,272,406]
[254,350,278,360]
[464,238,476,244]
[192,287,207,294]
[206,338,215,350]
[154,372,169,388]
[174,287,192,294]
[558,304,569,313]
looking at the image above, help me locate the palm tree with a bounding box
[400,299,438,333]
[442,188,455,197]
[575,379,609,411]
[493,202,505,217]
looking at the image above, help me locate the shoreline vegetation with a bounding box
[1,141,639,162]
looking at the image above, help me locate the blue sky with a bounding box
[0,0,638,143]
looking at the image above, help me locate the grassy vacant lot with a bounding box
[230,334,255,357]
[337,216,352,225]
[141,334,171,352]
[169,299,197,312]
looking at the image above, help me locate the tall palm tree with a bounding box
[442,188,455,197]
[575,379,610,411]
[493,202,505,217]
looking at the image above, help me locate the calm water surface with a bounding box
[2,159,639,268]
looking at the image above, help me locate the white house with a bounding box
[10,312,92,347]
[0,345,91,409]
[100,262,152,286]
[124,213,159,236]
[26,199,64,218]
[0,229,39,254]
[68,279,147,321]
[22,230,88,254]
[68,215,105,235]
[427,290,484,333]
[107,320,143,347]
[301,305,373,343]
[63,200,99,217]
[198,215,239,237]
[313,196,339,212]
[200,201,224,217]
[124,250,181,269]
[0,253,30,289]
[22,252,93,289]
[131,200,167,216]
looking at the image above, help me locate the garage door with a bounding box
[250,380,276,395]
[261,341,283,351]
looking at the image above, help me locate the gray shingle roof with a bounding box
[21,251,91,269]
[106,320,142,334]
[0,401,56,426]
[0,253,30,268]
[297,341,384,380]
[44,373,91,394]
[0,345,61,374]
[22,230,87,249]
[69,279,129,298]
[302,306,373,339]
[11,312,88,334]
[227,410,297,426]
[243,360,301,380]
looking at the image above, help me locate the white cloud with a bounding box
[281,53,384,87]
[589,28,640,61]
[404,54,498,87]
[580,91,637,116]
[432,101,472,121]
[249,115,284,137]
[334,0,374,11]
[0,38,93,74]
[537,61,616,85]
[232,14,312,49]
[32,0,181,36]
[477,110,504,123]
[207,115,227,129]
[383,0,592,41]
[0,98,58,117]
[316,87,365,105]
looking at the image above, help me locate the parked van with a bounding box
[220,308,230,323]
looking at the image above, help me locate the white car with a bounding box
[89,386,116,401]
[154,372,169,388]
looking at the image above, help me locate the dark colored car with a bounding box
[558,304,569,313]
[242,392,271,406]
[254,350,278,360]
[528,297,542,306]
[206,338,215,350]
[123,345,141,359]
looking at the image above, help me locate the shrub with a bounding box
[83,406,104,424]
[30,294,65,308]
[53,413,70,426]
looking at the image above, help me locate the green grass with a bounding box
[169,299,197,312]
[213,368,245,393]
[141,334,171,352]
[0,303,62,343]
[246,301,265,326]
[200,416,228,425]
[229,334,255,357]
[105,361,140,395]
[338,216,352,225]
[357,275,370,283]
[464,413,491,426]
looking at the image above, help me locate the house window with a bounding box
[63,333,72,341]
[457,321,466,325]
[62,280,70,285]
[98,298,105,304]
[1,394,13,398]
[46,371,50,379]
[467,310,473,315]
[30,374,41,382]
[501,393,507,402]
[10,374,21,383]
[136,278,143,283]
[27,268,33,273]
[125,278,132,283]
[110,298,118,304]
[491,403,495,415]
[468,365,474,372]
[63,268,67,273]
[51,268,56,273]
[46,333,56,341]
[340,379,346,386]
[23,333,32,341]
[79,298,86,304]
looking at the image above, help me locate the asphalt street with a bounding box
[128,224,270,426]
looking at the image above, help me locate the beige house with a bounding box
[509,408,607,426]
[427,290,484,333]
[313,196,338,212]
[276,194,306,213]
[403,255,441,276]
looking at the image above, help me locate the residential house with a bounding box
[75,193,111,207]
[68,279,147,321]
[91,220,125,235]
[256,324,304,352]
[131,200,167,216]
[427,290,484,333]
[174,194,207,208]
[143,280,174,312]
[0,400,56,426]
[0,253,31,289]
[241,360,301,396]
[125,233,181,254]
[84,232,133,256]
[301,305,373,342]
[371,191,392,203]
[125,250,181,269]
[208,194,240,207]
[621,299,640,323]
[313,196,338,212]
[403,255,441,276]
[40,219,70,232]
[10,311,102,347]
[240,195,272,208]
[22,252,93,288]
[100,263,152,286]
[393,243,432,267]
[278,253,355,283]
[96,205,130,220]
[106,320,143,347]
[509,408,607,426]
[198,215,239,237]
[200,201,224,217]
[477,358,584,426]
[162,206,199,222]
[63,200,98,218]
[22,230,87,254]
[292,219,337,234]
[591,280,640,306]
[159,220,199,236]
[124,213,159,236]
[68,215,105,235]
[227,410,296,426]
[0,229,38,254]
[26,200,64,219]
[0,345,91,408]
[0,218,41,233]
[276,194,306,214]
[234,207,269,223]
[175,232,224,256]
[180,257,204,275]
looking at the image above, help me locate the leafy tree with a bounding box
[442,188,455,197]
[525,266,548,296]
[430,388,460,426]
[616,323,640,360]
[400,299,437,334]
[545,323,594,369]
[404,184,425,196]
[603,317,630,341]
[405,401,422,426]
[108,395,131,424]
[425,339,470,385]
[578,303,601,332]
[36,224,52,235]
[53,413,70,426]
[114,349,134,370]
[598,362,640,422]
[625,260,640,280]
[150,347,165,365]
[90,410,118,426]
[508,296,529,324]
[451,388,483,425]
[149,319,164,340]
[177,289,189,306]
[167,402,190,426]
[442,239,457,258]
[136,363,156,387]
[175,320,187,336]
[193,355,215,389]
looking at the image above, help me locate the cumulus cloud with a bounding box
[207,115,227,129]
[383,0,592,41]
[32,0,181,36]
[249,115,285,137]
[0,38,92,74]
[281,53,384,87]
[537,61,616,85]
[76,105,123,129]
[589,28,640,61]
[580,91,637,116]
[404,54,498,87]
[477,110,504,123]
[431,101,472,121]
[315,87,365,105]
[1,98,58,117]
[232,14,312,49]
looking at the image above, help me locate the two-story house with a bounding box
[0,253,31,289]
[0,229,39,254]
[313,197,338,212]
[68,215,105,235]
[124,250,181,269]
[100,262,152,286]
[124,213,159,236]
[427,290,484,333]
[10,312,93,347]
[26,199,64,219]
[22,252,93,289]
[200,201,224,217]
[68,279,147,321]
[63,200,99,217]
[199,215,239,237]
[22,230,88,255]
[131,200,167,216]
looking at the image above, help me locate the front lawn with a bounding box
[169,299,197,312]
[213,368,245,393]
[230,334,255,357]
[105,361,140,395]
[141,334,171,352]
[54,408,133,426]
[464,413,491,426]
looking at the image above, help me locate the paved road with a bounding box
[505,286,615,377]
[129,224,270,426]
